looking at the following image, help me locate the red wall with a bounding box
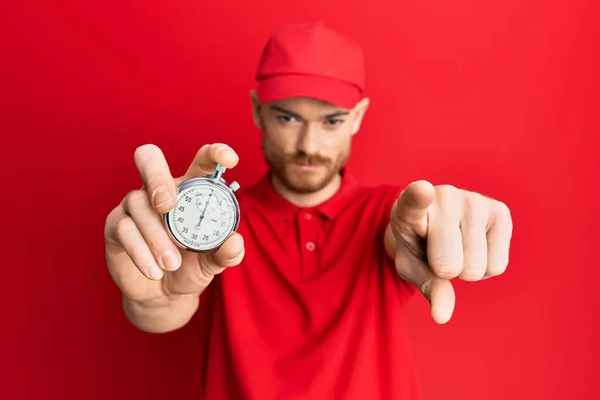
[1,1,598,399]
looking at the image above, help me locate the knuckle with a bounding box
[494,201,513,226]
[190,144,214,170]
[145,237,160,253]
[146,176,170,191]
[146,237,168,257]
[195,143,212,159]
[434,185,459,212]
[114,215,134,242]
[494,200,511,217]
[124,190,148,211]
[428,255,462,278]
[490,200,513,235]
[104,206,121,241]
[435,184,457,197]
[128,241,155,270]
[464,192,485,212]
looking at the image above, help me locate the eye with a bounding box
[326,118,344,125]
[277,115,297,123]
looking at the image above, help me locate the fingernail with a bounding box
[153,187,172,208]
[148,263,164,280]
[161,249,180,271]
[218,147,235,157]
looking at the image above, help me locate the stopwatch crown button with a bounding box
[229,181,240,192]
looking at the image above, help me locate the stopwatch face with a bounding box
[165,181,239,252]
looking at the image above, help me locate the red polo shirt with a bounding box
[194,168,421,399]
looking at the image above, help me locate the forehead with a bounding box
[268,97,348,116]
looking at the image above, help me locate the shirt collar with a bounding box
[246,167,360,220]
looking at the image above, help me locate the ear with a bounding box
[350,97,370,135]
[250,90,263,130]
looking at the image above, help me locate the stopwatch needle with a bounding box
[195,215,204,230]
[195,190,214,230]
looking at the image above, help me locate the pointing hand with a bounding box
[390,181,513,324]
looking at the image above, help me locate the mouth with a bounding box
[290,162,324,171]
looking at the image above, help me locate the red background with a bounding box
[1,0,598,399]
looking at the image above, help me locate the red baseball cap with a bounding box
[256,22,365,110]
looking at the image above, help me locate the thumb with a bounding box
[395,241,456,324]
[392,180,436,238]
[165,233,245,295]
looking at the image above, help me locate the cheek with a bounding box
[263,120,298,150]
[262,127,284,149]
[325,127,353,155]
[261,128,290,160]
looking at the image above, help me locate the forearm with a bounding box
[122,293,199,334]
[383,222,396,260]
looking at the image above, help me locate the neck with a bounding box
[270,172,342,208]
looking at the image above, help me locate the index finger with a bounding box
[134,144,177,214]
[181,143,240,181]
[392,180,436,238]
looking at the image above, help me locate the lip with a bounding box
[291,162,323,171]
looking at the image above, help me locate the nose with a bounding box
[296,122,320,155]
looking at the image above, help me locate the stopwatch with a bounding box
[163,163,241,253]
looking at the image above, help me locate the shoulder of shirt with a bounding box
[234,177,404,205]
[355,181,405,198]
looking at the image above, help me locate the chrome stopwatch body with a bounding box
[163,164,240,253]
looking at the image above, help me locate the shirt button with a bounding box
[304,213,312,220]
[305,241,316,251]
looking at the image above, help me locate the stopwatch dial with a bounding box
[195,193,219,215]
[168,184,237,251]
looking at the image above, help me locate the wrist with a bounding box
[122,291,195,310]
[122,293,171,309]
[122,293,200,333]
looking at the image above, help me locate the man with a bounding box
[104,22,513,399]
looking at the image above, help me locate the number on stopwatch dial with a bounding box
[167,184,236,252]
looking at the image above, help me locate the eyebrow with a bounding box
[270,105,350,119]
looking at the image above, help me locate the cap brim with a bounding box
[257,74,362,110]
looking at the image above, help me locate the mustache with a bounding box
[285,152,331,165]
